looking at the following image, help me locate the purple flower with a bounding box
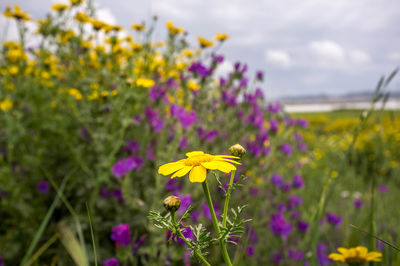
[111,224,131,246]
[271,174,283,188]
[80,126,90,141]
[256,71,264,81]
[145,107,164,132]
[149,85,166,101]
[326,212,342,227]
[99,187,111,198]
[269,212,292,238]
[269,119,279,132]
[202,202,221,221]
[220,77,227,87]
[354,199,363,209]
[165,178,183,193]
[211,53,224,64]
[203,130,218,142]
[282,182,291,193]
[168,224,194,246]
[292,174,304,189]
[124,140,138,153]
[36,180,50,194]
[188,62,211,78]
[280,143,293,156]
[176,194,192,215]
[179,136,188,150]
[289,248,304,261]
[297,118,309,128]
[378,185,388,194]
[297,220,309,232]
[246,245,255,256]
[270,251,284,264]
[249,188,259,196]
[179,110,197,130]
[317,242,332,266]
[104,258,119,266]
[111,157,142,178]
[113,189,124,203]
[288,195,303,210]
[133,235,146,255]
[267,101,282,113]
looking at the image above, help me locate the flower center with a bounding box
[184,154,213,166]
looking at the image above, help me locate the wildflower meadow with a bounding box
[0,1,399,266]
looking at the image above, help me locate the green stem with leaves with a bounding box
[222,170,236,228]
[170,212,211,266]
[202,180,233,266]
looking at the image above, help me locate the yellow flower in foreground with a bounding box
[197,36,213,48]
[158,151,240,183]
[329,246,382,265]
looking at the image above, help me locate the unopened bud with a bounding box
[163,196,181,213]
[229,144,246,159]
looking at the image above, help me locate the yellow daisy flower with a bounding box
[329,246,382,265]
[158,151,240,183]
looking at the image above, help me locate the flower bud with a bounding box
[229,144,246,158]
[163,196,181,213]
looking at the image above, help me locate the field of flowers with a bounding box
[0,1,399,266]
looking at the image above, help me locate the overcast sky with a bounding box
[1,0,399,99]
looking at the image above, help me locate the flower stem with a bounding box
[202,180,233,266]
[171,212,211,266]
[222,170,236,228]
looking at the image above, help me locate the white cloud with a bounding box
[264,49,292,68]
[349,49,370,64]
[309,40,345,64]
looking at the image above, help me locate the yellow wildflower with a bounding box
[215,32,229,42]
[8,65,19,75]
[70,0,84,5]
[187,80,200,91]
[4,6,31,21]
[183,49,194,57]
[51,3,69,12]
[75,12,90,23]
[136,78,155,88]
[131,23,145,31]
[0,98,13,111]
[197,36,213,48]
[166,21,184,35]
[329,246,382,265]
[158,151,240,183]
[68,88,83,100]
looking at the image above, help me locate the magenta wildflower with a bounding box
[256,70,264,81]
[270,251,284,264]
[296,118,309,128]
[269,119,279,132]
[292,174,304,188]
[354,198,363,209]
[104,258,119,266]
[326,212,342,227]
[111,157,142,178]
[271,174,283,188]
[178,136,188,150]
[297,220,309,232]
[289,248,304,261]
[202,202,221,221]
[280,143,293,156]
[145,107,164,132]
[317,242,332,265]
[36,180,50,194]
[288,195,303,210]
[124,140,138,153]
[111,224,131,246]
[246,245,255,256]
[269,212,292,238]
[175,194,192,215]
[378,185,388,194]
[267,101,282,113]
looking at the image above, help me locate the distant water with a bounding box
[285,99,400,113]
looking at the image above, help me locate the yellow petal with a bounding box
[215,155,240,159]
[189,165,207,183]
[186,151,204,157]
[215,158,241,165]
[338,247,349,256]
[355,246,368,257]
[202,161,236,173]
[366,252,382,262]
[328,253,345,262]
[171,166,193,179]
[158,161,185,175]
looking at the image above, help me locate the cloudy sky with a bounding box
[1,0,399,99]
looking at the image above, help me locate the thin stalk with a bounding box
[222,170,236,228]
[202,180,233,266]
[171,212,211,266]
[369,179,376,266]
